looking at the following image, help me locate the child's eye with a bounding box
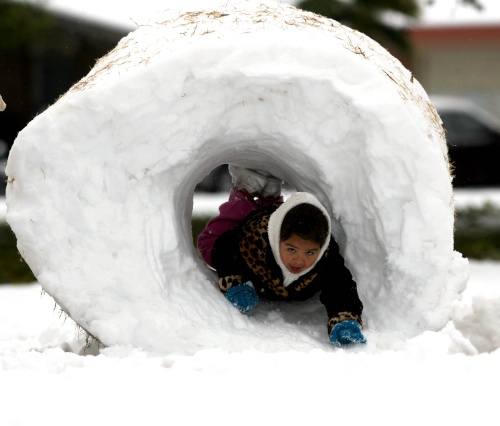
[306,251,314,256]
[288,248,296,253]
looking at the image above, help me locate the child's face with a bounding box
[279,234,321,274]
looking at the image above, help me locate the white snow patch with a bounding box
[0,260,499,425]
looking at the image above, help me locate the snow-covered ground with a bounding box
[0,259,499,425]
[1,191,500,425]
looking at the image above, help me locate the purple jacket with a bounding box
[197,188,282,267]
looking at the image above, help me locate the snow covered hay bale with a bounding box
[5,0,468,351]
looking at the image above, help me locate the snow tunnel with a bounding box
[5,0,469,352]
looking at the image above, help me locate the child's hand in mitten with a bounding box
[329,320,366,346]
[225,281,258,314]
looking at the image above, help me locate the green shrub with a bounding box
[454,203,500,260]
[0,224,35,283]
[454,230,500,260]
[191,216,211,246]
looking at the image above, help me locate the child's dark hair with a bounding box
[280,204,329,246]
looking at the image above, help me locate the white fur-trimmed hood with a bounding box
[268,192,331,287]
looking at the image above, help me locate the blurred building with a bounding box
[409,23,500,119]
[0,6,125,152]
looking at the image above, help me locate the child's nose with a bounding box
[294,253,306,265]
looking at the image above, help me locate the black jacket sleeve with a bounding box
[211,226,247,293]
[317,239,364,334]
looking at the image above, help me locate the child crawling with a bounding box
[197,166,366,346]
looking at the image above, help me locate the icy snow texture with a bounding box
[6,0,468,352]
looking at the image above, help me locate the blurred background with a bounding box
[1,0,500,282]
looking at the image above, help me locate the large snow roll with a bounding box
[6,0,468,351]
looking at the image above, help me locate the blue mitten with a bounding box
[225,281,258,314]
[329,320,367,346]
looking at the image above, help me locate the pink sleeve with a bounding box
[197,188,258,266]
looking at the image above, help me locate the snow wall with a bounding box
[6,0,469,352]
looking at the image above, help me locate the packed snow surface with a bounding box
[6,0,468,352]
[0,260,499,426]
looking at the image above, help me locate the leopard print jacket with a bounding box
[211,205,364,334]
